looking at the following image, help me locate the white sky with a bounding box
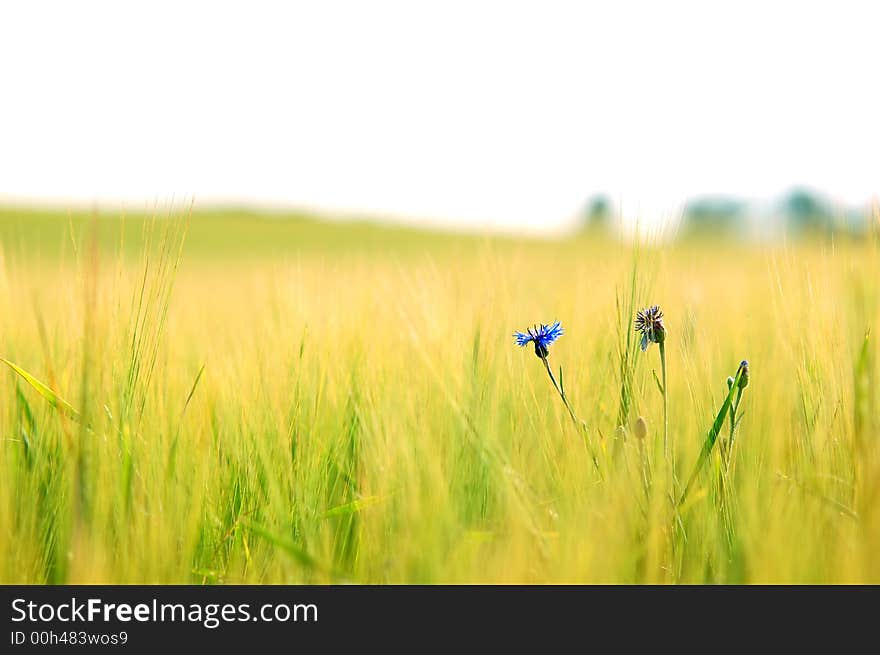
[1,1,878,234]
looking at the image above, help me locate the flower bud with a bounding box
[738,360,749,390]
[634,415,648,440]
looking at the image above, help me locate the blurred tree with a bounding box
[680,196,746,238]
[581,194,613,233]
[783,187,835,236]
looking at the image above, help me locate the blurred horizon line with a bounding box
[2,187,878,241]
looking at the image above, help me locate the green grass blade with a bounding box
[853,329,871,451]
[2,358,80,420]
[679,364,745,506]
[324,495,383,518]
[246,521,341,578]
[651,368,664,394]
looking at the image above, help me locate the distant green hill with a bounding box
[0,205,503,261]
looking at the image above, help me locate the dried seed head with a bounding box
[634,305,666,351]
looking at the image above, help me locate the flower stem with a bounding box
[658,340,678,578]
[540,354,602,476]
[659,341,669,464]
[729,387,743,446]
[541,355,578,424]
[724,386,744,472]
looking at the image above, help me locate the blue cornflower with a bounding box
[514,321,564,358]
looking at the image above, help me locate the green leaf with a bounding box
[245,521,340,578]
[324,495,383,518]
[679,363,745,506]
[651,368,665,394]
[2,359,79,420]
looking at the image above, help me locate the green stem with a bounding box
[729,387,743,447]
[728,393,736,443]
[723,387,744,474]
[658,340,677,576]
[679,365,745,507]
[541,355,578,425]
[540,355,601,476]
[659,342,674,495]
[659,341,669,459]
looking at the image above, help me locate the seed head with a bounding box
[634,305,666,351]
[513,321,564,359]
[634,416,648,440]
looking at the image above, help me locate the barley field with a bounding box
[1,207,878,584]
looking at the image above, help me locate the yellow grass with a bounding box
[1,208,878,583]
